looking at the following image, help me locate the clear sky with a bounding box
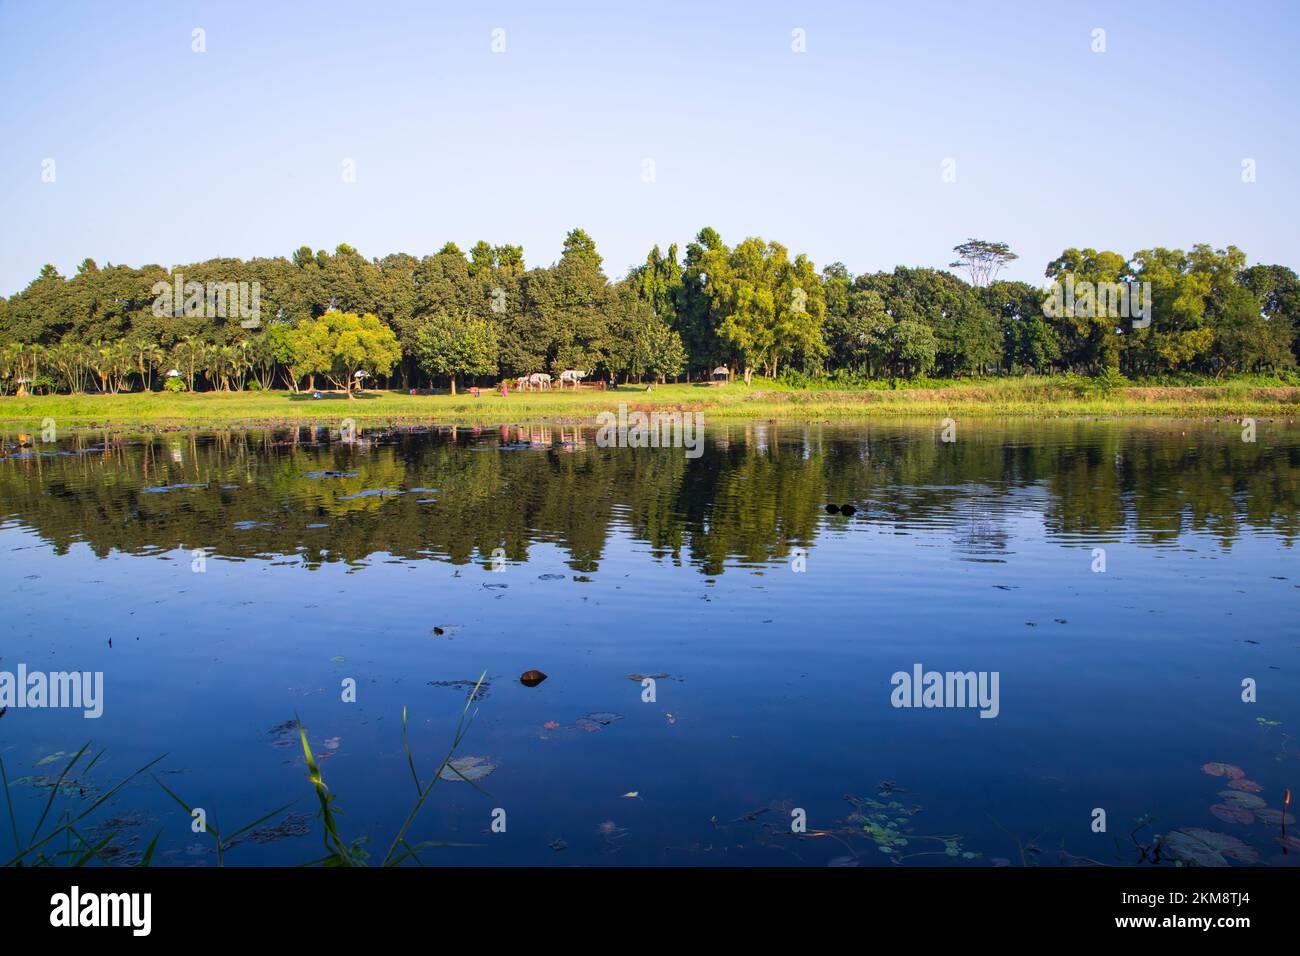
[1,0,1296,295]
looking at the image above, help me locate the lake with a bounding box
[1,418,1297,867]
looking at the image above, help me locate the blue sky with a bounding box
[1,0,1296,295]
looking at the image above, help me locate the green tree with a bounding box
[412,313,500,394]
[287,310,400,399]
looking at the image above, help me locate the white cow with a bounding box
[527,372,552,390]
[558,369,587,389]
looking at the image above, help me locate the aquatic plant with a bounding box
[1,743,165,867]
[2,673,491,867]
[301,671,492,867]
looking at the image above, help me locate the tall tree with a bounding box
[950,239,1018,286]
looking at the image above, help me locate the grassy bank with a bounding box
[1,378,1297,431]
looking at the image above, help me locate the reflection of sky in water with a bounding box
[0,422,1297,866]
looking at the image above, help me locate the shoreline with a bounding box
[0,381,1296,432]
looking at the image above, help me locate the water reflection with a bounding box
[1,421,1296,571]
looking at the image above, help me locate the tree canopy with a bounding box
[1,230,1295,396]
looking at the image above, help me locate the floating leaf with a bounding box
[1182,828,1259,864]
[329,656,345,663]
[1218,790,1266,809]
[1255,808,1296,826]
[1210,804,1254,825]
[542,720,560,730]
[1276,835,1300,851]
[438,756,496,782]
[36,751,71,767]
[1161,830,1228,867]
[1201,762,1245,779]
[1227,778,1264,793]
[582,712,623,725]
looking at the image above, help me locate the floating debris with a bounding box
[438,756,496,782]
[249,812,313,844]
[519,670,547,687]
[428,679,491,702]
[337,489,402,500]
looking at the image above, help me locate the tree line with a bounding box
[0,228,1296,395]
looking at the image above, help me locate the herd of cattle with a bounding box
[513,369,587,390]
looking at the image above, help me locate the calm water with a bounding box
[1,420,1297,867]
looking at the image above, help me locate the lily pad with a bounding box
[1168,828,1259,865]
[1255,808,1296,826]
[1226,778,1264,793]
[1210,804,1254,825]
[1218,790,1267,809]
[581,712,623,726]
[1201,762,1245,779]
[438,756,496,782]
[1161,831,1228,866]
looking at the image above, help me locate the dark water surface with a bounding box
[1,420,1297,867]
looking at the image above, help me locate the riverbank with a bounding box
[1,379,1297,431]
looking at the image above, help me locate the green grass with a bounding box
[2,377,1298,431]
